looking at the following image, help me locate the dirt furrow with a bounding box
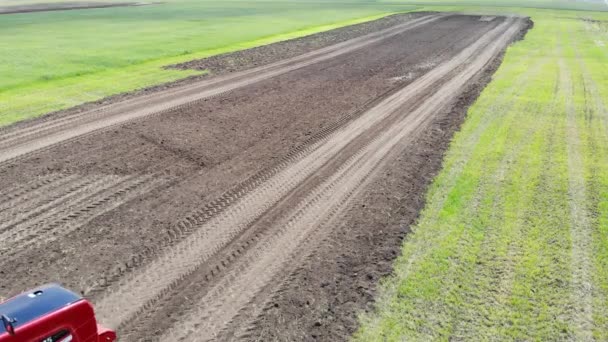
[0,15,442,165]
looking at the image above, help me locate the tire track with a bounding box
[561,56,595,339]
[0,175,107,233]
[0,174,165,257]
[93,17,523,337]
[163,140,383,342]
[0,173,167,259]
[0,173,77,214]
[0,14,443,165]
[155,18,525,341]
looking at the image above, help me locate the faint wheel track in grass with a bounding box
[439,63,550,336]
[560,55,595,339]
[580,21,608,317]
[489,94,561,328]
[394,51,545,287]
[453,64,562,339]
[578,51,608,338]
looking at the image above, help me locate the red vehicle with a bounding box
[0,284,115,342]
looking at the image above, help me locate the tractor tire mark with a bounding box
[163,143,381,342]
[0,173,78,213]
[0,175,108,234]
[0,173,166,259]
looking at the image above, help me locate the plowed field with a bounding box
[0,13,528,341]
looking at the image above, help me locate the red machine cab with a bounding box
[0,284,115,342]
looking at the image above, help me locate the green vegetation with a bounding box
[356,4,608,341]
[0,0,418,126]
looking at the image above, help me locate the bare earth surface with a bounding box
[0,14,529,341]
[0,2,155,15]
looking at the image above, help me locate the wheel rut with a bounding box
[0,172,168,260]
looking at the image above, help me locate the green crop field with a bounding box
[356,3,608,341]
[0,0,419,126]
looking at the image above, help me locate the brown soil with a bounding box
[0,1,156,15]
[0,14,531,341]
[170,12,434,75]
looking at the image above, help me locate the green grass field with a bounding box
[0,0,424,126]
[355,4,608,341]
